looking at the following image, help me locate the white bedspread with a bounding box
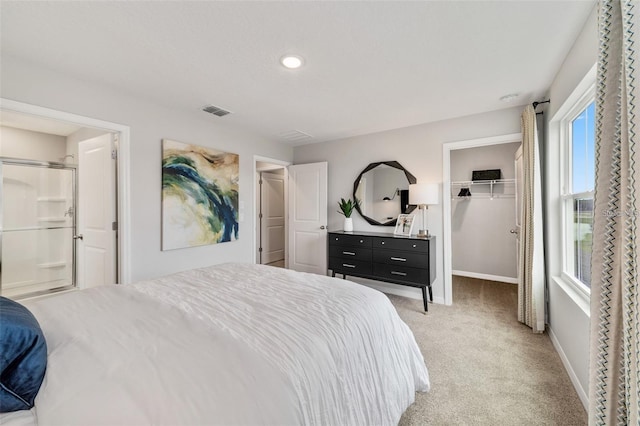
[22,263,429,425]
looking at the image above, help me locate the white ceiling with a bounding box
[1,1,595,145]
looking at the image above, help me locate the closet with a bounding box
[449,142,521,284]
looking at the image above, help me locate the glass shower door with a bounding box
[1,159,76,298]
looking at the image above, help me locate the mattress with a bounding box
[10,263,429,425]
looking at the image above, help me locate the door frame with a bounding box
[442,132,521,305]
[1,98,132,284]
[253,156,291,266]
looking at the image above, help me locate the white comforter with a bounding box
[20,263,429,425]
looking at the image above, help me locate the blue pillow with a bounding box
[0,297,47,412]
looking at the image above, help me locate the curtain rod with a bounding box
[532,99,550,109]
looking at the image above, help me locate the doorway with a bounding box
[254,157,289,268]
[442,133,522,305]
[0,99,131,295]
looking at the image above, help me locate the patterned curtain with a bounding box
[589,2,640,424]
[519,106,546,333]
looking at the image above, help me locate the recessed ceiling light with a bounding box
[281,55,304,69]
[499,93,520,102]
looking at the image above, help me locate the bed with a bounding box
[1,263,429,425]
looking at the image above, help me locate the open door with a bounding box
[288,162,328,275]
[514,146,523,290]
[260,171,286,265]
[78,133,117,288]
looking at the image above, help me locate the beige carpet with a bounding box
[390,276,587,425]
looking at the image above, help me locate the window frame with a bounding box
[559,84,596,298]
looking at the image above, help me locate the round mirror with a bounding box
[352,161,417,226]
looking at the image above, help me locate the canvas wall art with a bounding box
[162,139,239,250]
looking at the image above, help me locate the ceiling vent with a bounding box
[202,104,232,117]
[278,130,313,143]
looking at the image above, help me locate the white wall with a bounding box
[294,106,523,303]
[1,126,67,162]
[1,55,293,282]
[450,142,520,280]
[544,4,597,409]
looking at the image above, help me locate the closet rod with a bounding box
[532,99,550,109]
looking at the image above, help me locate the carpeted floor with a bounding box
[391,276,587,425]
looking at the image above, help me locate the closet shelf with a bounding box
[450,179,516,199]
[450,178,515,186]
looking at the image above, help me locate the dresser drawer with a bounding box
[372,237,429,253]
[330,233,373,248]
[372,249,428,269]
[329,245,372,262]
[329,257,372,275]
[372,263,428,285]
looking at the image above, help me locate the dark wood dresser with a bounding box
[328,231,436,311]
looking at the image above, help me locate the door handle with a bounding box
[510,229,518,234]
[73,234,84,240]
[320,226,326,230]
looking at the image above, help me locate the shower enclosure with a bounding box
[0,158,77,298]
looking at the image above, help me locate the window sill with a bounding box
[552,276,590,317]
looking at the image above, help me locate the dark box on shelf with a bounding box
[472,169,501,181]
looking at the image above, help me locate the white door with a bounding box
[288,162,328,274]
[514,146,523,288]
[260,172,285,264]
[78,134,117,288]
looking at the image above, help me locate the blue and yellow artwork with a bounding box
[162,139,239,250]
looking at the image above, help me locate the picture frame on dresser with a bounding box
[393,214,415,236]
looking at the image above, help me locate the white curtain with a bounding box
[519,105,546,333]
[589,1,640,424]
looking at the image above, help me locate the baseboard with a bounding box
[548,327,589,410]
[452,270,517,284]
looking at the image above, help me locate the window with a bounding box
[562,98,595,292]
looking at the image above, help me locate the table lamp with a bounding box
[409,183,439,237]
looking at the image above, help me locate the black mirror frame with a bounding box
[352,161,417,226]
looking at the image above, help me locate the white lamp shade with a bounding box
[409,183,439,205]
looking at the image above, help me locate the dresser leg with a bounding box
[421,286,428,312]
[428,285,433,302]
[332,271,335,278]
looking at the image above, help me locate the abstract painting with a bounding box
[162,139,239,250]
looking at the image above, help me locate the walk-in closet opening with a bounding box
[443,134,523,306]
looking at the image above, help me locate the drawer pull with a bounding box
[359,240,363,243]
[390,257,407,262]
[342,263,356,268]
[391,271,407,276]
[413,244,417,248]
[381,241,385,245]
[342,251,356,256]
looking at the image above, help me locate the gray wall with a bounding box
[544,4,597,408]
[294,106,523,303]
[450,142,521,280]
[1,55,294,283]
